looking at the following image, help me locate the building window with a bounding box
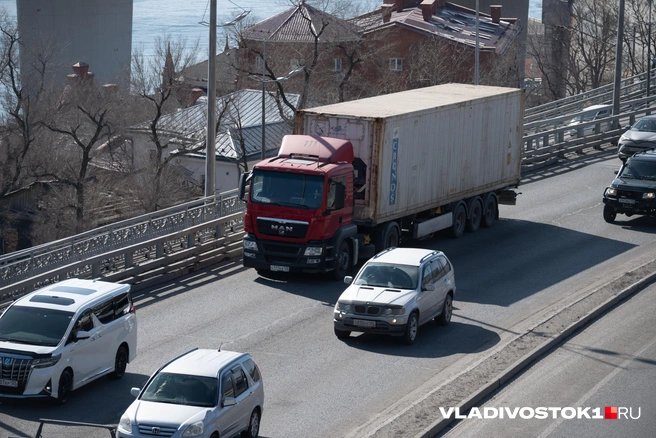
[389,58,403,72]
[334,58,342,72]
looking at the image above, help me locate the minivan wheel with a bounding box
[56,370,73,405]
[603,205,617,223]
[243,408,260,438]
[402,312,419,345]
[110,345,128,379]
[435,294,453,326]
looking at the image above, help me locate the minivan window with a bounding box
[93,300,114,324]
[115,293,132,317]
[0,306,74,346]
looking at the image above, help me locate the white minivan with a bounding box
[0,278,137,403]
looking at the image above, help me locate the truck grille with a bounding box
[257,217,308,238]
[616,188,646,201]
[263,243,301,255]
[137,424,178,437]
[0,356,33,395]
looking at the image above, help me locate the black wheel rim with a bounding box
[116,347,128,377]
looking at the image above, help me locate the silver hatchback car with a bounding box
[334,247,455,345]
[118,348,263,438]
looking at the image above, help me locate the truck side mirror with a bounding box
[238,172,251,201]
[334,183,346,210]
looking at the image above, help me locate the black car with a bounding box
[603,150,656,223]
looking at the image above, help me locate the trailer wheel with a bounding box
[481,193,497,228]
[466,197,483,233]
[450,202,467,238]
[333,241,351,280]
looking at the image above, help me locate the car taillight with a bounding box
[130,304,136,314]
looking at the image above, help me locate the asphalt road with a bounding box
[1,150,656,438]
[441,282,656,438]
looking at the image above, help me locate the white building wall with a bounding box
[17,0,132,89]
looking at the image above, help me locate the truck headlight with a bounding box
[643,192,655,199]
[33,354,61,369]
[182,421,204,437]
[605,188,617,197]
[243,240,258,252]
[304,246,323,256]
[118,414,132,433]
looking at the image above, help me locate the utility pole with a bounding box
[205,0,217,197]
[475,0,479,85]
[612,0,625,129]
[648,0,653,96]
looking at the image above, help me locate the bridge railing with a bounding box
[0,189,245,304]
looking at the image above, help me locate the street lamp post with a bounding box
[612,0,625,129]
[648,0,653,96]
[201,4,249,197]
[474,0,479,85]
[251,53,303,161]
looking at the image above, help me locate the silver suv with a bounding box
[334,247,455,345]
[118,348,264,438]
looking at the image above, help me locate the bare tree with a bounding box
[129,37,206,212]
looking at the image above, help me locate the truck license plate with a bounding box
[619,198,635,204]
[0,379,18,388]
[270,265,290,272]
[353,319,376,328]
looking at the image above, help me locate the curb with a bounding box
[414,264,656,438]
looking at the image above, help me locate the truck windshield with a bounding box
[251,170,324,210]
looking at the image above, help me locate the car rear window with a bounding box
[243,358,261,382]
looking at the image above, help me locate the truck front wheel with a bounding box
[603,205,617,223]
[333,241,351,280]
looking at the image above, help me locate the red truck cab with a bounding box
[240,135,370,278]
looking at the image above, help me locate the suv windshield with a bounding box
[354,262,419,290]
[0,306,74,346]
[251,170,324,210]
[619,159,656,180]
[140,372,218,407]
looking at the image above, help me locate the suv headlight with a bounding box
[182,421,204,437]
[304,246,323,256]
[33,354,61,369]
[243,240,258,252]
[118,413,132,433]
[381,306,406,316]
[605,188,617,197]
[643,192,655,199]
[336,301,352,313]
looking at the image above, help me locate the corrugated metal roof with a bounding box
[354,2,517,53]
[243,3,361,43]
[130,88,299,161]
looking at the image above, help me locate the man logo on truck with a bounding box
[272,224,293,235]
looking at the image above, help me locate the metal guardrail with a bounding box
[9,419,117,438]
[524,69,656,123]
